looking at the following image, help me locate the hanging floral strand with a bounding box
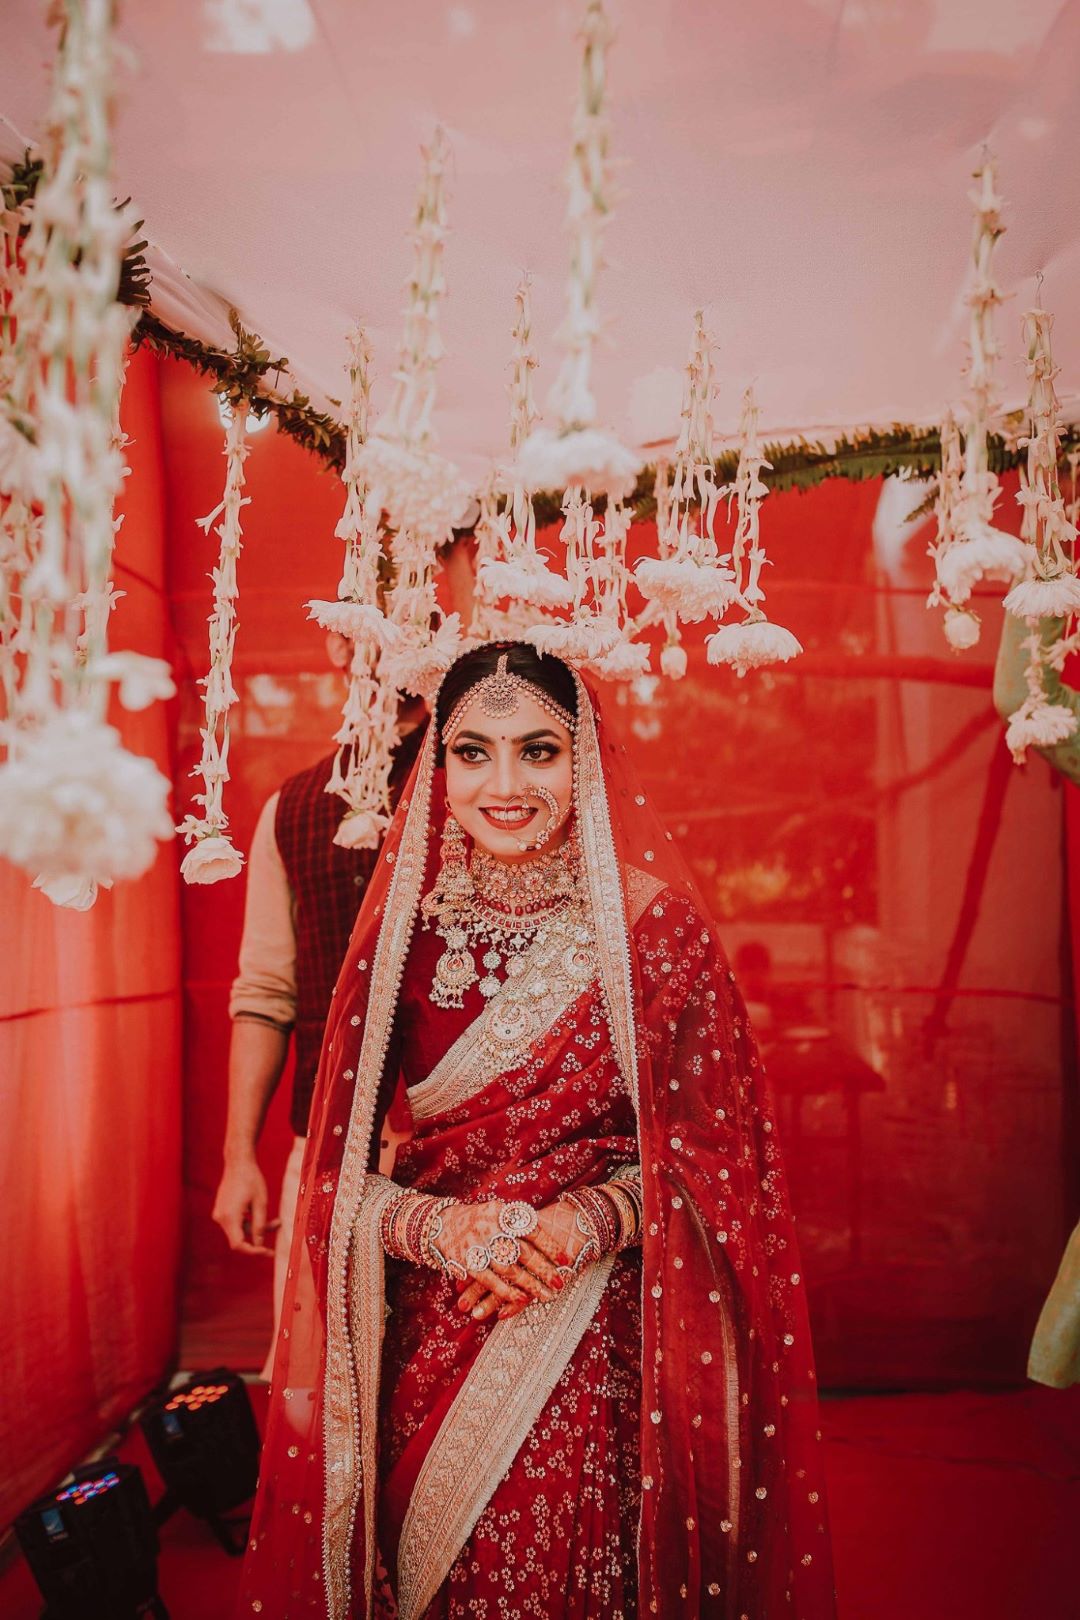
[635,310,738,675]
[475,277,572,618]
[1000,300,1080,761]
[176,405,249,882]
[514,0,640,500]
[359,127,470,544]
[0,0,173,907]
[358,129,469,697]
[307,326,401,849]
[926,410,983,651]
[706,387,802,677]
[930,155,1026,644]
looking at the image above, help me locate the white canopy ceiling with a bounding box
[3,0,1080,477]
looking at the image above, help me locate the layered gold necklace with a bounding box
[421,825,585,1009]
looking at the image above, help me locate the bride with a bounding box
[239,641,836,1619]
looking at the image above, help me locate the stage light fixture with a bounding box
[14,1458,168,1619]
[139,1367,261,1554]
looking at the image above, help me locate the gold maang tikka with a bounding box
[440,653,576,748]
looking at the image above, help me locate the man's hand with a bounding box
[212,1158,278,1257]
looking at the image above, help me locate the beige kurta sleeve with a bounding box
[229,790,298,1031]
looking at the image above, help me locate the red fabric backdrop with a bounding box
[155,348,1073,1389]
[0,348,183,1526]
[4,348,1073,1532]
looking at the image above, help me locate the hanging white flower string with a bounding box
[307,327,401,849]
[476,277,573,616]
[930,154,1026,643]
[0,0,173,905]
[358,127,471,545]
[1001,297,1080,761]
[706,387,802,677]
[356,129,469,697]
[927,411,983,650]
[514,0,641,501]
[175,403,249,883]
[635,310,738,673]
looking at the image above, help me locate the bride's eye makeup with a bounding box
[521,741,559,763]
[450,742,489,764]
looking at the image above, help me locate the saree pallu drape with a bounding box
[237,662,836,1620]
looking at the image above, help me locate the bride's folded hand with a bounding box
[454,1197,587,1322]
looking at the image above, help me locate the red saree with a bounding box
[238,662,836,1620]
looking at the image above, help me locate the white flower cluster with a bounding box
[0,710,173,886]
[704,387,802,679]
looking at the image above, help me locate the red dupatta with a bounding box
[237,654,836,1620]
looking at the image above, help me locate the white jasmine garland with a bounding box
[0,0,174,903]
[176,404,249,881]
[0,710,172,882]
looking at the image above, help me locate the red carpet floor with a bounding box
[2,1384,1077,1619]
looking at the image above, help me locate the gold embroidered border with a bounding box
[573,680,641,1112]
[396,1255,615,1620]
[323,725,439,1620]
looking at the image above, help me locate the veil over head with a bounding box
[239,643,835,1620]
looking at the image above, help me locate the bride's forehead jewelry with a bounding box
[442,653,576,746]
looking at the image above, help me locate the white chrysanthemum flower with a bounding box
[943,607,982,651]
[706,618,803,679]
[333,807,391,851]
[91,651,177,711]
[384,614,464,698]
[0,711,173,881]
[1004,572,1080,621]
[523,615,622,663]
[586,638,652,681]
[358,438,472,539]
[477,557,574,610]
[179,833,245,885]
[306,600,397,647]
[936,526,1029,604]
[660,642,688,680]
[635,556,737,622]
[32,871,113,911]
[1005,696,1078,763]
[513,427,642,502]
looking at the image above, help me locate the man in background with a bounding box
[211,631,425,1375]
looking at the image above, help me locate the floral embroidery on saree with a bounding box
[395,1255,616,1620]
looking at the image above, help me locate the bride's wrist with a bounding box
[380,1190,458,1268]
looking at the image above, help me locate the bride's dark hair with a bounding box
[435,642,578,755]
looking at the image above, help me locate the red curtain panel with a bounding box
[0,348,183,1526]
